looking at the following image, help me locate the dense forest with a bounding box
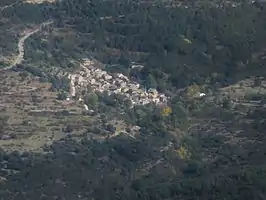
[1,0,266,200]
[55,0,266,89]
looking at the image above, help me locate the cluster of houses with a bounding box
[67,58,168,106]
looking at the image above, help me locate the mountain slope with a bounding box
[0,1,266,200]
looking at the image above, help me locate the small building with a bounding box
[90,79,96,84]
[131,64,144,69]
[148,88,158,95]
[104,74,112,80]
[84,104,89,111]
[199,93,206,97]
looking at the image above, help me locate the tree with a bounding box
[160,106,172,117]
[186,84,201,98]
[118,54,130,68]
[106,124,116,133]
[84,92,98,107]
[253,77,262,87]
[57,91,67,100]
[0,116,8,133]
[19,71,29,81]
[146,74,157,89]
[177,146,191,160]
[64,125,74,133]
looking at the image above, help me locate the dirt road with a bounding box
[0,1,19,12]
[0,20,53,71]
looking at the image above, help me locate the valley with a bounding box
[0,0,266,200]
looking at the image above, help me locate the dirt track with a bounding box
[0,20,53,71]
[0,1,19,12]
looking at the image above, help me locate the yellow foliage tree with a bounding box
[186,84,200,97]
[176,146,191,159]
[160,106,172,117]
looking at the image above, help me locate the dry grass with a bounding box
[0,71,84,152]
[0,70,136,152]
[219,77,266,100]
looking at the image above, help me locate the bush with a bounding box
[57,91,67,100]
[106,124,116,133]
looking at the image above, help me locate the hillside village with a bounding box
[68,59,168,107]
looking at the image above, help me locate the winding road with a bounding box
[0,1,19,12]
[1,20,53,71]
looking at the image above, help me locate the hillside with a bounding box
[1,0,266,200]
